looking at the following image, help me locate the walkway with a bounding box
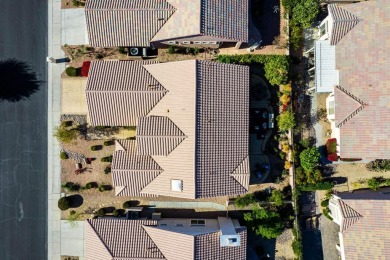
[149,201,226,210]
[48,0,66,259]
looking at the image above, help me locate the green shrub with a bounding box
[85,182,97,189]
[96,208,105,217]
[61,121,73,127]
[367,177,384,191]
[62,182,80,192]
[322,208,333,220]
[60,151,68,160]
[58,197,71,211]
[366,160,390,172]
[104,140,114,146]
[101,155,113,162]
[95,53,104,59]
[299,147,320,172]
[320,199,329,207]
[65,66,77,77]
[292,0,319,29]
[104,167,111,174]
[299,182,334,191]
[168,45,175,54]
[70,210,76,215]
[117,47,127,54]
[193,47,200,55]
[123,200,140,209]
[53,126,78,143]
[98,185,105,192]
[269,190,285,207]
[277,111,296,131]
[235,193,256,208]
[244,206,284,239]
[113,209,120,217]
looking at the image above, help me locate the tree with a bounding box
[235,193,256,209]
[292,0,319,29]
[299,147,320,172]
[244,206,284,239]
[0,59,42,102]
[264,56,289,86]
[277,111,295,131]
[269,190,285,207]
[53,126,78,143]
[65,66,77,77]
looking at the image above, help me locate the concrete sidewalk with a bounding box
[48,0,66,259]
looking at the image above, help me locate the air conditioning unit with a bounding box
[167,41,177,44]
[194,41,202,44]
[182,41,191,44]
[202,41,210,44]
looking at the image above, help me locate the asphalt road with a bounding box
[0,0,48,259]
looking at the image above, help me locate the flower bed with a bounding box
[325,138,338,162]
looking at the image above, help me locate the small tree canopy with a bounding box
[292,0,319,29]
[244,206,284,239]
[269,190,285,207]
[53,126,78,143]
[277,111,295,131]
[264,56,289,86]
[299,147,320,172]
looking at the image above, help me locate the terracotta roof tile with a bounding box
[328,4,360,45]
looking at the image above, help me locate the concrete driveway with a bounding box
[61,220,85,259]
[62,8,88,45]
[61,77,88,115]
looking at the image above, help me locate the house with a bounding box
[328,189,390,260]
[310,0,390,160]
[86,60,250,198]
[84,0,249,48]
[85,217,247,260]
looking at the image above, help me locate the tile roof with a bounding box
[338,199,362,232]
[85,219,164,259]
[137,116,187,156]
[85,0,248,47]
[332,0,390,159]
[86,60,167,126]
[103,60,249,198]
[86,218,247,260]
[195,228,247,260]
[314,40,339,92]
[328,4,360,45]
[335,190,390,259]
[85,0,175,47]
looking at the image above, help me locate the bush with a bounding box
[299,147,320,172]
[292,237,303,258]
[366,160,390,172]
[367,177,384,191]
[299,182,334,191]
[96,208,105,217]
[104,167,111,174]
[70,210,76,215]
[235,193,256,208]
[193,47,200,55]
[123,200,140,209]
[117,47,127,54]
[322,208,333,220]
[327,153,338,162]
[284,161,292,170]
[280,94,291,105]
[58,197,71,211]
[321,199,329,207]
[61,120,73,127]
[53,126,78,143]
[168,45,175,54]
[65,66,77,77]
[62,182,80,192]
[282,143,290,153]
[81,61,91,77]
[98,185,106,192]
[104,140,114,146]
[277,111,295,131]
[282,83,292,94]
[292,0,319,29]
[95,53,104,59]
[325,138,337,154]
[85,182,97,189]
[101,155,113,162]
[269,190,285,207]
[113,209,121,217]
[91,145,102,151]
[60,151,68,160]
[244,206,284,239]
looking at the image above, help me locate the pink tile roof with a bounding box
[86,218,247,260]
[85,0,248,47]
[104,60,249,199]
[86,60,167,126]
[332,0,390,159]
[336,190,390,259]
[328,4,360,45]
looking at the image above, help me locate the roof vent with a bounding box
[171,179,183,192]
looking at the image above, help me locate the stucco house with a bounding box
[85,0,249,48]
[85,216,247,260]
[310,0,390,160]
[85,60,250,199]
[328,189,390,260]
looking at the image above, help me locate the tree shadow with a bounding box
[69,194,84,208]
[328,176,348,185]
[0,59,43,102]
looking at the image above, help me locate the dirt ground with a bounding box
[61,0,84,9]
[275,229,295,260]
[317,93,332,144]
[331,163,390,191]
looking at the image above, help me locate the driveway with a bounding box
[0,0,48,258]
[61,8,88,45]
[61,220,85,259]
[61,77,88,115]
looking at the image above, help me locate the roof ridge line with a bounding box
[86,220,114,257]
[335,86,367,128]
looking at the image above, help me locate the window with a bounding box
[191,219,205,226]
[160,223,168,226]
[176,224,184,227]
[228,238,237,243]
[319,21,328,38]
[328,100,335,115]
[171,179,183,192]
